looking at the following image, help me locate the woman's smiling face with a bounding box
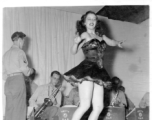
[84,13,97,30]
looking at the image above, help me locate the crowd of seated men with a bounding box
[26,70,149,120]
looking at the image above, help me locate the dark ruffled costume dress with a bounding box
[64,39,111,86]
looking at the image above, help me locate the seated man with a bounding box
[139,92,149,108]
[25,68,38,106]
[58,81,80,120]
[29,71,62,120]
[108,77,135,113]
[62,87,79,106]
[29,68,38,95]
[61,80,80,107]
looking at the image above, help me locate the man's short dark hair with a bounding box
[11,31,26,41]
[51,71,61,77]
[51,71,63,87]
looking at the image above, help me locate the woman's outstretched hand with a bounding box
[103,81,112,89]
[118,40,126,48]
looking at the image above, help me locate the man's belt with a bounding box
[7,72,23,77]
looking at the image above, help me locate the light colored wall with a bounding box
[99,17,149,107]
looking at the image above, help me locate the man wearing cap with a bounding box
[3,31,34,120]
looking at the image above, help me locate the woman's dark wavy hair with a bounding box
[76,11,104,36]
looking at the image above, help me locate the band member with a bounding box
[29,71,62,120]
[139,92,149,108]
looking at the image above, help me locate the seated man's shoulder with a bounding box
[144,92,149,97]
[31,82,38,88]
[38,84,48,89]
[72,87,78,93]
[140,92,149,100]
[118,90,125,94]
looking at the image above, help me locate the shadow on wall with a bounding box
[100,19,118,77]
[105,43,139,77]
[100,19,135,77]
[22,36,39,79]
[22,36,34,68]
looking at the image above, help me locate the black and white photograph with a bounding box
[1,1,150,120]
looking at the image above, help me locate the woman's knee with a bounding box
[80,101,91,111]
[93,104,104,112]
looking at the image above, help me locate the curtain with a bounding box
[3,7,84,85]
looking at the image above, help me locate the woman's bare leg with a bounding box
[71,81,94,120]
[88,83,104,120]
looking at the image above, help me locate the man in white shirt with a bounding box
[29,71,62,120]
[139,92,149,108]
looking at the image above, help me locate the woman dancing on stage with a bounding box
[64,11,123,120]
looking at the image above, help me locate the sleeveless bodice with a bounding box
[64,38,111,87]
[82,39,106,62]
